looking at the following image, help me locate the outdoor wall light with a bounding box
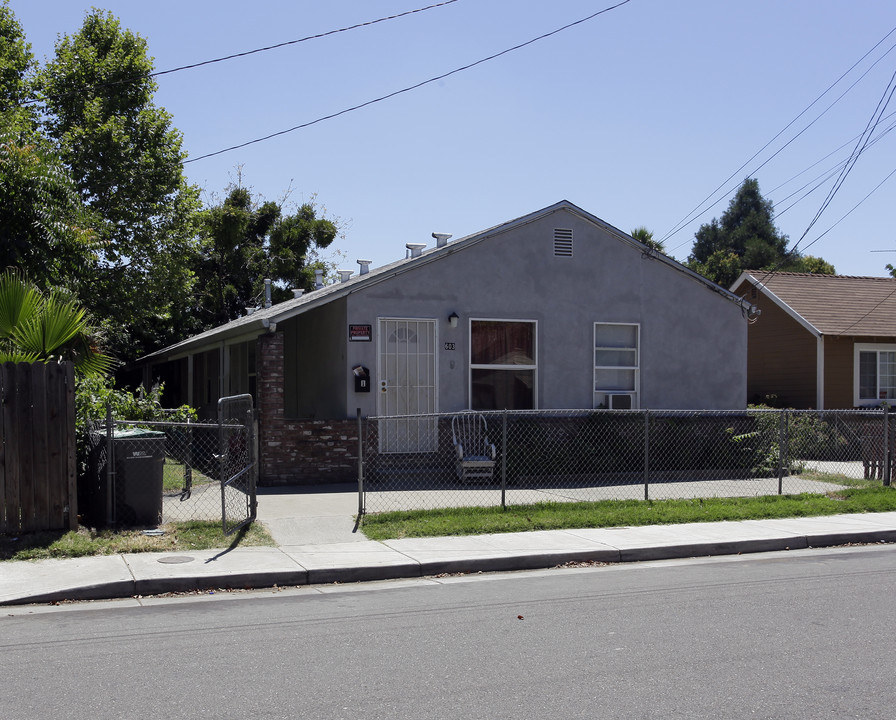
[448,312,459,328]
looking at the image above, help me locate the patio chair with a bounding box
[451,413,497,483]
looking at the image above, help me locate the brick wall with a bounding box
[256,332,359,485]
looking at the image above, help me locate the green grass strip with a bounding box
[360,485,896,540]
[0,520,275,562]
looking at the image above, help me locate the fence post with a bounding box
[64,363,78,531]
[777,411,786,495]
[105,402,114,525]
[643,410,650,501]
[218,400,226,531]
[357,408,365,515]
[183,416,193,499]
[249,407,258,520]
[885,405,891,487]
[501,410,508,510]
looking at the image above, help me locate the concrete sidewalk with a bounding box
[2,485,896,606]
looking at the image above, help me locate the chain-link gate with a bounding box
[217,394,257,535]
[85,395,257,533]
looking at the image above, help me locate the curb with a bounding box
[5,529,895,606]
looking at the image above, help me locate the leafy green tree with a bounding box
[0,0,35,113]
[688,179,789,287]
[194,183,337,326]
[0,1,96,286]
[790,255,836,275]
[630,226,665,253]
[687,178,834,287]
[0,270,114,376]
[5,6,342,359]
[37,9,201,361]
[0,117,99,285]
[688,249,744,288]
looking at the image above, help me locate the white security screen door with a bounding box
[377,318,438,452]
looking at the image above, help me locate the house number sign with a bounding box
[444,342,456,350]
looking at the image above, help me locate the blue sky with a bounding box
[11,0,896,279]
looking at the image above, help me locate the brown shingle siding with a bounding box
[824,336,854,409]
[746,289,816,406]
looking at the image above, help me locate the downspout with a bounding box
[816,335,825,410]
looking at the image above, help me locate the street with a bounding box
[2,546,895,719]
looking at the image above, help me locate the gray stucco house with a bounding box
[141,201,753,484]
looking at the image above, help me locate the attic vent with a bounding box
[553,228,573,257]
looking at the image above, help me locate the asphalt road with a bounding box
[3,546,895,719]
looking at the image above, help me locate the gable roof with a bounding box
[732,270,896,337]
[142,200,753,363]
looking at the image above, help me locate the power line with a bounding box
[812,168,896,336]
[799,165,896,259]
[774,113,896,216]
[834,234,896,335]
[743,163,895,295]
[151,0,461,78]
[662,24,896,253]
[767,109,896,197]
[745,73,896,294]
[790,66,896,255]
[25,1,462,106]
[184,0,634,164]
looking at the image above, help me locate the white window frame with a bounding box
[469,318,538,410]
[854,343,896,407]
[594,322,640,409]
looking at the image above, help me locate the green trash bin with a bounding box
[112,428,166,526]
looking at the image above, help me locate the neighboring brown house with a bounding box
[731,271,896,409]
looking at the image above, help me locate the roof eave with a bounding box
[143,201,756,364]
[732,271,821,337]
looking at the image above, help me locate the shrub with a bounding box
[75,375,196,478]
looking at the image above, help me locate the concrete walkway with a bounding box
[2,484,896,606]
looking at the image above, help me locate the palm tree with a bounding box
[630,226,666,254]
[0,270,114,376]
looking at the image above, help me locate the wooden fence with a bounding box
[0,362,77,533]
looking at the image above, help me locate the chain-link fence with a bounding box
[361,409,894,513]
[83,397,256,533]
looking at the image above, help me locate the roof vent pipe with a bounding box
[357,259,372,275]
[291,288,304,298]
[337,270,353,283]
[406,243,426,259]
[314,269,324,289]
[264,278,272,308]
[432,232,452,248]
